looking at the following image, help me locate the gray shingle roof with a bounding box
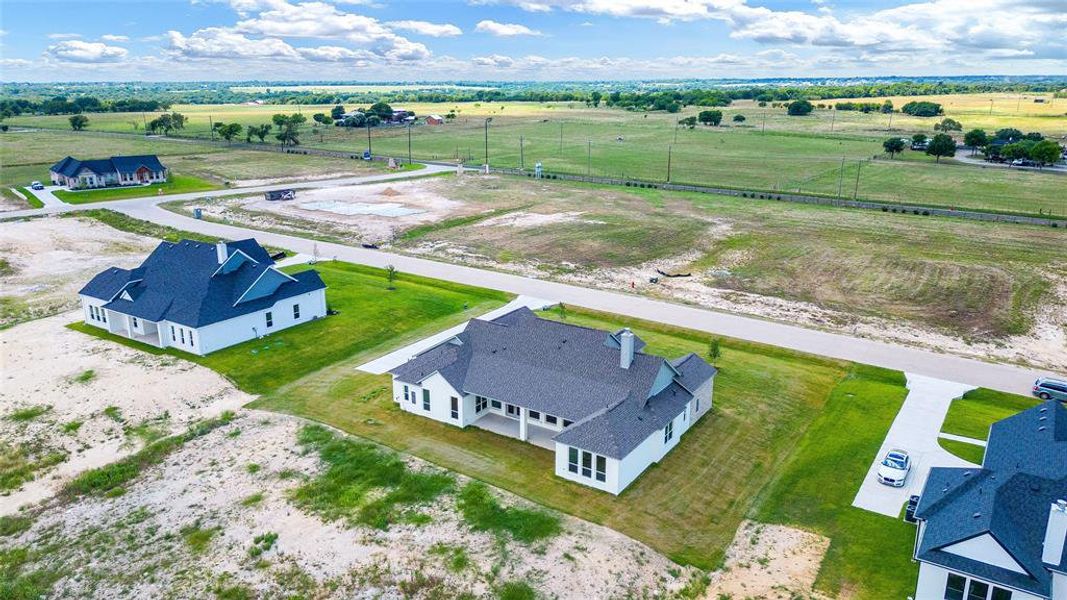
[50,155,166,178]
[914,401,1067,596]
[79,239,324,328]
[390,307,716,459]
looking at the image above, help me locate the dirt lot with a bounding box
[0,216,158,328]
[708,520,832,600]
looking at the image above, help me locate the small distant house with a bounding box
[50,155,167,189]
[426,114,444,125]
[911,400,1067,600]
[389,307,717,495]
[79,238,327,355]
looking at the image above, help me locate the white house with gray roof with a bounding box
[389,307,716,495]
[79,238,327,355]
[912,400,1067,600]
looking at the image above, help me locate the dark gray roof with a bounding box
[79,239,324,328]
[50,155,166,178]
[390,307,716,459]
[914,401,1067,596]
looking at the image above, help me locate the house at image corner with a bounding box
[912,400,1067,600]
[50,155,167,189]
[389,307,717,494]
[79,238,326,355]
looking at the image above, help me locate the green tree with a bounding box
[1028,140,1062,167]
[216,122,242,143]
[272,113,307,146]
[247,124,271,142]
[925,133,957,163]
[385,265,397,290]
[312,113,332,125]
[170,112,186,130]
[368,101,393,120]
[900,101,943,117]
[787,99,814,116]
[69,114,89,130]
[994,128,1023,142]
[1001,142,1030,161]
[366,114,381,127]
[934,118,962,132]
[330,104,346,120]
[963,129,988,154]
[590,91,602,107]
[707,338,721,361]
[678,116,698,129]
[732,114,746,123]
[882,137,905,158]
[880,100,894,113]
[698,110,723,126]
[912,133,928,146]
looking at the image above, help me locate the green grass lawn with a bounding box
[940,387,1040,440]
[753,364,916,599]
[938,437,986,464]
[252,305,867,571]
[53,175,220,204]
[71,261,510,395]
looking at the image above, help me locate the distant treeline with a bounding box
[0,96,170,117]
[2,78,1064,114]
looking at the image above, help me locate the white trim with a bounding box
[913,558,1038,597]
[232,267,298,306]
[104,278,143,302]
[210,248,259,278]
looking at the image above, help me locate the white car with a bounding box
[877,449,911,487]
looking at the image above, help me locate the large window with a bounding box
[581,451,592,478]
[945,574,967,600]
[568,448,579,474]
[529,410,541,420]
[568,448,607,484]
[664,419,675,443]
[422,389,430,411]
[595,455,606,482]
[403,385,409,401]
[490,399,502,410]
[545,414,558,425]
[450,397,459,420]
[967,582,990,600]
[265,311,273,328]
[945,574,1012,600]
[475,396,488,413]
[293,304,300,319]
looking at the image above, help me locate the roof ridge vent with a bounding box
[972,512,982,518]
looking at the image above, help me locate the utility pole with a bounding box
[830,109,836,133]
[407,123,412,165]
[853,160,862,199]
[141,113,148,136]
[586,140,591,176]
[484,117,492,166]
[837,157,845,197]
[208,116,215,141]
[989,99,994,115]
[559,121,563,155]
[366,123,372,155]
[887,111,893,131]
[674,122,679,144]
[666,145,672,182]
[761,111,767,134]
[520,135,525,170]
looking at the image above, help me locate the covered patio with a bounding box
[106,311,163,347]
[471,412,557,450]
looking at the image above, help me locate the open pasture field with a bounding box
[0,129,384,190]
[230,83,498,93]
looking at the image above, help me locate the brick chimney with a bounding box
[620,328,634,369]
[1043,499,1067,565]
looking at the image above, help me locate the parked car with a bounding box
[1032,377,1067,402]
[904,495,921,523]
[30,181,44,190]
[877,449,911,487]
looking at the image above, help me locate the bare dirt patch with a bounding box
[707,520,832,600]
[0,311,251,514]
[5,411,700,599]
[0,216,157,327]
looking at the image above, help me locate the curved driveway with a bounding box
[4,165,1060,395]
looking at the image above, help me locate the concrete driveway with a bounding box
[852,373,976,518]
[24,185,67,208]
[356,295,556,375]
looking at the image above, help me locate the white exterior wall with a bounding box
[914,562,1045,600]
[392,373,466,426]
[161,321,200,353]
[553,442,621,494]
[80,296,109,330]
[1053,572,1066,600]
[194,289,326,355]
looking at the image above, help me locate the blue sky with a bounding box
[1,0,1065,81]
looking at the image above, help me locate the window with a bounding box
[132,317,139,328]
[293,304,300,319]
[595,455,606,482]
[568,448,579,473]
[967,581,989,600]
[506,404,519,418]
[563,419,573,427]
[265,312,273,328]
[945,574,966,600]
[101,310,106,323]
[422,389,430,411]
[180,328,185,344]
[475,396,488,413]
[664,419,675,443]
[581,451,593,478]
[529,410,541,420]
[450,397,459,420]
[990,587,1012,600]
[403,385,409,401]
[545,415,558,425]
[171,325,176,342]
[490,399,502,410]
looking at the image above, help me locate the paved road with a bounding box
[4,166,1060,394]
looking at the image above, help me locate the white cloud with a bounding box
[47,33,82,40]
[475,20,542,36]
[298,45,371,63]
[387,20,462,37]
[166,28,300,59]
[45,40,128,63]
[472,54,515,67]
[100,34,130,42]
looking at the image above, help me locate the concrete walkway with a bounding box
[357,295,555,375]
[938,432,987,447]
[852,373,977,517]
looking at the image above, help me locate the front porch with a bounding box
[471,412,557,450]
[106,312,163,347]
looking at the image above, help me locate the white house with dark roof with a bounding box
[79,238,327,355]
[50,155,167,189]
[912,401,1067,600]
[389,307,717,494]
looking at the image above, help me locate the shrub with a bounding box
[5,405,51,422]
[456,482,561,543]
